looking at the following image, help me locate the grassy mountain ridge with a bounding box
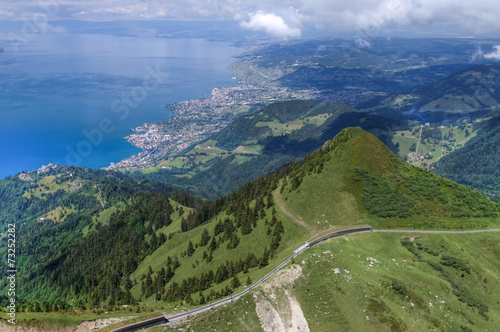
[278,127,500,233]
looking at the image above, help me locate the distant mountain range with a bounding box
[360,63,500,121]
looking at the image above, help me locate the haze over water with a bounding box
[0,33,241,179]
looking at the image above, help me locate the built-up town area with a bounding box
[104,83,316,172]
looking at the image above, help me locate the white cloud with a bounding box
[355,38,371,48]
[471,47,484,62]
[484,45,500,60]
[3,0,500,38]
[90,4,169,19]
[0,8,14,17]
[240,12,301,39]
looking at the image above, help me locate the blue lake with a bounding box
[0,33,242,178]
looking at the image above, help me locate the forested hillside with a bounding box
[0,167,180,308]
[0,161,309,312]
[2,127,498,319]
[0,166,175,230]
[434,114,500,201]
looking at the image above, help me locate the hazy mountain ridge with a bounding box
[360,63,500,120]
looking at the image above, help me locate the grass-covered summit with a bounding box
[278,127,500,234]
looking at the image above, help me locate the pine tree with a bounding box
[230,275,240,289]
[266,192,274,208]
[166,265,174,282]
[77,299,86,310]
[145,274,154,298]
[150,231,158,249]
[214,220,224,235]
[157,267,166,289]
[57,299,67,311]
[226,233,240,249]
[186,240,195,256]
[124,276,133,290]
[241,219,252,235]
[209,237,217,252]
[43,302,52,312]
[260,247,269,268]
[172,259,181,270]
[123,291,133,305]
[199,229,211,247]
[199,291,206,305]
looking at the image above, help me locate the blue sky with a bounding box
[1,0,500,39]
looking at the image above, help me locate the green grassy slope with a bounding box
[293,232,500,331]
[279,127,500,234]
[175,231,500,332]
[132,127,499,317]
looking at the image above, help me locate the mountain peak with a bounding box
[279,127,499,231]
[325,127,400,175]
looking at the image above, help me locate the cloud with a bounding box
[0,8,14,18]
[90,4,169,19]
[483,45,500,60]
[240,12,301,39]
[3,0,500,38]
[471,47,484,62]
[355,38,371,48]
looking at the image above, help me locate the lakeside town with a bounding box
[103,83,317,172]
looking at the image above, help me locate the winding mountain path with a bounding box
[273,185,313,237]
